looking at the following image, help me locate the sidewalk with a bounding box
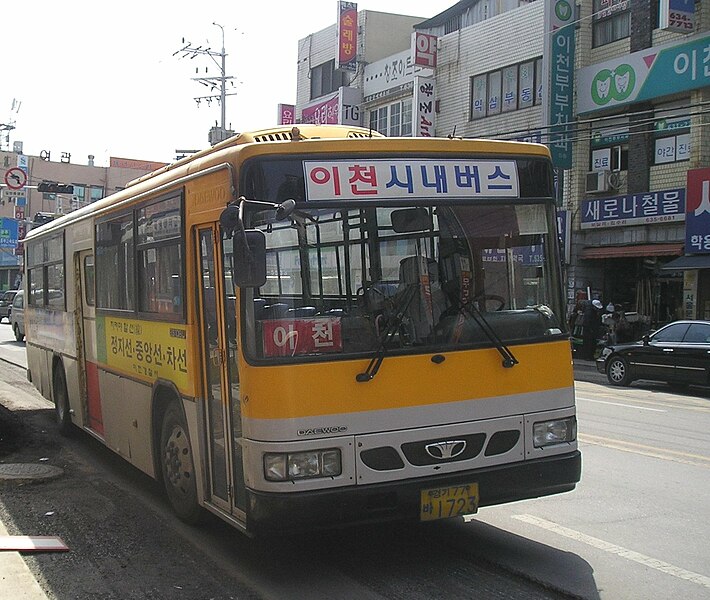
[0,363,51,600]
[0,520,49,600]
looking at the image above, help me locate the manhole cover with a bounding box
[0,463,64,482]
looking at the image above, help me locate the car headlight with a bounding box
[599,347,613,360]
[264,449,342,481]
[533,417,577,448]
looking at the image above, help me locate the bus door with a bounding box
[75,251,104,436]
[196,227,247,518]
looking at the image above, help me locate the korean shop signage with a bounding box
[577,31,710,114]
[301,87,361,126]
[659,0,695,34]
[580,188,685,229]
[413,76,436,137]
[336,2,358,72]
[543,0,576,168]
[686,168,710,255]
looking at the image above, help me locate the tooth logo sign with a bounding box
[591,64,636,106]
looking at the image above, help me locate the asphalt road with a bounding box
[1,323,709,599]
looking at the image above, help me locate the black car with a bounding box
[0,289,18,322]
[596,320,710,387]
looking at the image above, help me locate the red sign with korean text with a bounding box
[337,2,358,72]
[262,317,343,357]
[302,94,339,125]
[414,32,437,68]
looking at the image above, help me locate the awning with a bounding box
[580,243,684,260]
[661,254,710,270]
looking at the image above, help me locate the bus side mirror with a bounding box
[232,230,267,288]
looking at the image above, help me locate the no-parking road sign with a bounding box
[4,167,27,190]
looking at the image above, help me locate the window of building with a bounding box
[653,102,691,165]
[470,58,543,121]
[589,117,629,171]
[310,59,348,100]
[368,99,413,136]
[72,185,86,203]
[90,186,104,203]
[592,0,630,47]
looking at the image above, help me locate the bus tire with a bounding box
[159,402,202,524]
[53,365,74,436]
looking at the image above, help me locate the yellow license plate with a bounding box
[420,483,479,521]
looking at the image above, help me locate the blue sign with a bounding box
[581,188,685,229]
[686,168,710,254]
[0,218,19,249]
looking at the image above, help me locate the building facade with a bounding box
[0,152,165,290]
[293,0,710,325]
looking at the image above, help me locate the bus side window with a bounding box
[84,255,95,306]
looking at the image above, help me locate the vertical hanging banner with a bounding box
[336,2,358,72]
[543,0,576,168]
[686,167,710,254]
[413,76,436,137]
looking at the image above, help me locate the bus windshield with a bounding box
[238,154,565,363]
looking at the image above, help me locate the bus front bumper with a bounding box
[246,450,581,535]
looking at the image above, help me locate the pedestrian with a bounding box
[581,299,603,359]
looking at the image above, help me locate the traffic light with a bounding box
[37,182,74,194]
[33,212,56,225]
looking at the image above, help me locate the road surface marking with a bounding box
[513,514,710,590]
[576,397,666,412]
[579,433,710,467]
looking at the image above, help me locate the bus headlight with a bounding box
[264,449,342,481]
[533,417,576,448]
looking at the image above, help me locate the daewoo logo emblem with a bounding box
[425,440,466,460]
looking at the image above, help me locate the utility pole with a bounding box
[173,23,239,145]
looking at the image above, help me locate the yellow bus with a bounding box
[22,125,580,535]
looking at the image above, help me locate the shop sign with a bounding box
[413,76,435,137]
[301,87,361,126]
[277,104,295,125]
[578,31,710,114]
[364,49,425,102]
[581,188,685,229]
[543,0,576,168]
[413,32,437,69]
[336,2,358,72]
[685,167,710,254]
[659,0,695,34]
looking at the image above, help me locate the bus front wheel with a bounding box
[159,402,202,524]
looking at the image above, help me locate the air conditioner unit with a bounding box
[585,170,611,194]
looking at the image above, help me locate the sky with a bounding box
[1,1,456,166]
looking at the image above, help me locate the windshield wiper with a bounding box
[456,300,518,369]
[355,285,418,382]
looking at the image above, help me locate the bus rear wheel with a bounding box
[159,402,202,524]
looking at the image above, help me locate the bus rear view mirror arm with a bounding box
[220,197,296,288]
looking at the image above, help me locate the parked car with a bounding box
[10,290,25,342]
[596,320,710,387]
[0,289,18,322]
